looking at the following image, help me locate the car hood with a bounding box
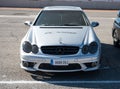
[24,26,97,47]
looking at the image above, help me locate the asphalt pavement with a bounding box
[0,8,120,89]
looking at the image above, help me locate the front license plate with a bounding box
[51,59,68,66]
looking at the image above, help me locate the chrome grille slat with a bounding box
[41,46,79,55]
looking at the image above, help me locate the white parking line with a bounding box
[0,15,35,18]
[0,80,120,84]
[0,15,115,20]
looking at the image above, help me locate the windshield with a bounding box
[34,11,89,26]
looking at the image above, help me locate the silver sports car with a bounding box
[112,10,120,47]
[20,6,101,72]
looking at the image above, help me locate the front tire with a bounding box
[113,29,120,47]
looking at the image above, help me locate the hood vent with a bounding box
[40,26,83,29]
[41,46,79,55]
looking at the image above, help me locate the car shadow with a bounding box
[29,43,120,88]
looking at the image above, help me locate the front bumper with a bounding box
[20,54,100,72]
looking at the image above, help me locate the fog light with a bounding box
[22,61,36,68]
[91,62,98,67]
[23,61,29,67]
[85,62,98,68]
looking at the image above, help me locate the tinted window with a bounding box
[34,11,89,26]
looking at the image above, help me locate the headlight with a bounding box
[89,42,98,54]
[22,41,32,53]
[82,45,89,54]
[32,45,39,54]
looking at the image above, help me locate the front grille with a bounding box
[41,46,79,55]
[39,63,81,70]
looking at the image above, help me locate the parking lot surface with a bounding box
[0,8,120,89]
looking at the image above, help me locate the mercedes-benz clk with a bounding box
[20,6,101,72]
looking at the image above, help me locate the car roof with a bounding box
[43,6,83,11]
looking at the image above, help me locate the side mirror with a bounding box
[117,11,120,17]
[91,22,99,27]
[24,21,32,26]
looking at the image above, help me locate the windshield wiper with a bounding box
[64,23,80,26]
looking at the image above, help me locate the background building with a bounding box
[0,0,120,9]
